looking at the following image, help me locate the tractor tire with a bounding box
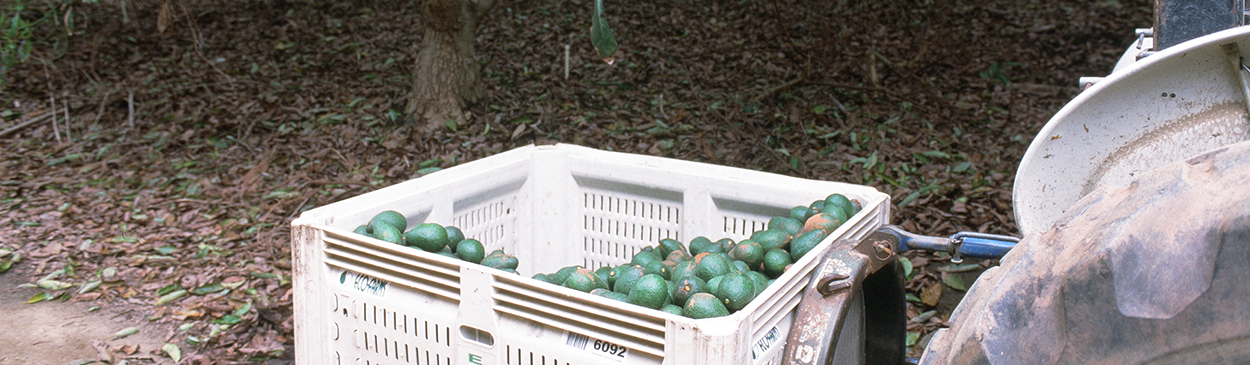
[919,140,1250,365]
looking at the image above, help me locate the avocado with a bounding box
[695,253,733,281]
[790,229,829,261]
[768,217,804,236]
[730,240,766,269]
[370,210,407,232]
[611,264,648,295]
[455,239,485,264]
[627,274,669,309]
[563,267,609,293]
[404,223,449,252]
[372,222,403,245]
[763,248,792,278]
[715,272,757,312]
[682,292,730,319]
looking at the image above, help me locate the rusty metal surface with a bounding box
[783,229,902,365]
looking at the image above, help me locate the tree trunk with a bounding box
[405,0,496,130]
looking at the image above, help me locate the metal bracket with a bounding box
[782,229,900,365]
[1222,43,1250,118]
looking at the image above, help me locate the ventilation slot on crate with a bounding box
[360,330,412,363]
[714,197,791,238]
[722,216,768,237]
[452,199,514,249]
[337,300,455,365]
[580,191,681,266]
[505,345,574,365]
[582,237,632,269]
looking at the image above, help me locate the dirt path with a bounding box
[0,273,174,365]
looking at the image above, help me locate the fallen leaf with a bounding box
[920,282,942,306]
[38,279,74,290]
[213,314,242,325]
[115,327,140,339]
[162,343,182,362]
[156,289,188,306]
[943,273,967,291]
[937,263,980,273]
[79,280,102,294]
[899,256,913,280]
[910,310,937,323]
[27,292,50,303]
[510,123,526,140]
[92,340,117,364]
[120,344,138,355]
[240,330,286,354]
[191,282,226,295]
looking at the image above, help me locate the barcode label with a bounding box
[565,332,590,349]
[563,331,629,362]
[751,326,781,360]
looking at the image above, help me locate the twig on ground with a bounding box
[128,91,135,128]
[62,99,71,141]
[179,1,235,83]
[50,95,62,144]
[92,88,112,126]
[751,76,806,105]
[0,111,53,138]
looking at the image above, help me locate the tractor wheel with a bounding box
[920,140,1250,365]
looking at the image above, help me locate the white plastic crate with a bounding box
[291,144,890,365]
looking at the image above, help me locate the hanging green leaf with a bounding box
[590,0,619,64]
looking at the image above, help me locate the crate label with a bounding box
[751,326,781,360]
[339,270,388,297]
[563,331,629,362]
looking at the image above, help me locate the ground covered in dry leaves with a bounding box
[0,0,1150,362]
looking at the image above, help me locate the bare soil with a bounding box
[0,270,174,365]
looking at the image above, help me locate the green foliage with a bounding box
[979,62,1019,86]
[0,0,71,91]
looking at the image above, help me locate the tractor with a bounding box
[787,3,1250,364]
